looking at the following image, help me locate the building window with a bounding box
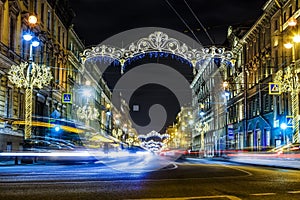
[239,103,243,120]
[266,130,270,146]
[70,41,73,51]
[7,142,12,152]
[39,44,44,64]
[47,10,51,30]
[9,17,16,50]
[41,3,44,23]
[274,19,278,31]
[5,88,13,118]
[53,19,56,39]
[46,51,50,67]
[283,12,287,22]
[0,3,3,40]
[263,94,270,112]
[34,0,38,15]
[58,26,61,43]
[289,6,293,17]
[62,32,65,47]
[256,97,259,115]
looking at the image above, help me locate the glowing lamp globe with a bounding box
[225,90,230,97]
[284,42,293,49]
[31,40,40,47]
[293,35,300,43]
[28,15,37,25]
[288,18,297,27]
[54,126,61,132]
[23,33,33,41]
[223,81,229,88]
[280,123,287,130]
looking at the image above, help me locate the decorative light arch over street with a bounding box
[81,31,234,74]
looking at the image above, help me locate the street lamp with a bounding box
[283,18,300,62]
[280,122,287,145]
[222,81,230,151]
[283,34,300,62]
[7,15,53,140]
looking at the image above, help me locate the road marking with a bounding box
[218,164,253,177]
[250,193,276,196]
[126,195,241,200]
[287,190,300,194]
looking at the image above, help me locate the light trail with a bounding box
[0,151,91,157]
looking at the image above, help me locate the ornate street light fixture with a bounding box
[7,15,52,140]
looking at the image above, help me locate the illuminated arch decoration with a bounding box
[138,130,170,141]
[82,31,234,74]
[141,140,165,152]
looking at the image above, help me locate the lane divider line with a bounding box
[126,195,242,200]
[287,190,300,194]
[250,193,276,196]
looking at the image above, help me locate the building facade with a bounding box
[0,0,122,152]
[175,106,193,150]
[191,54,233,157]
[0,0,74,151]
[224,0,300,152]
[192,0,300,156]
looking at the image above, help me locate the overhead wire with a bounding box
[164,0,202,44]
[183,0,215,44]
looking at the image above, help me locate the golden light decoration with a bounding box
[77,105,100,121]
[293,35,300,43]
[8,62,53,89]
[223,81,229,88]
[8,62,53,139]
[288,18,297,27]
[284,42,293,49]
[274,67,300,143]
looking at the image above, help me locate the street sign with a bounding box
[50,110,61,119]
[62,93,72,104]
[228,124,234,140]
[269,83,281,95]
[286,116,293,127]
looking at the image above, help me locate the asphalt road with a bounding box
[0,158,300,200]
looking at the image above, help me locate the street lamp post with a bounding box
[223,82,230,151]
[8,15,53,140]
[280,122,287,145]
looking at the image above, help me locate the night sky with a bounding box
[69,0,266,46]
[68,0,266,134]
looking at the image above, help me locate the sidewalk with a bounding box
[209,156,300,170]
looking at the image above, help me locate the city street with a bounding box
[1,158,300,200]
[1,1,300,199]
